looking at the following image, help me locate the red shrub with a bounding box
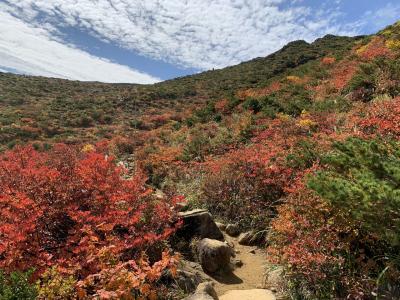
[356,37,393,61]
[321,57,336,65]
[0,144,180,276]
[331,60,360,91]
[357,97,400,138]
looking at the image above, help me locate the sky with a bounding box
[0,0,399,84]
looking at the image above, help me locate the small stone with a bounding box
[225,224,240,237]
[249,249,256,254]
[238,231,255,246]
[234,259,243,267]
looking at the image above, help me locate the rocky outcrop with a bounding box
[197,238,233,273]
[184,282,219,300]
[219,289,275,300]
[177,209,224,241]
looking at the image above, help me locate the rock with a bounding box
[238,231,255,245]
[238,230,268,246]
[225,224,240,237]
[219,289,275,300]
[175,270,202,293]
[177,209,224,241]
[215,222,226,231]
[197,238,233,273]
[248,249,256,254]
[234,259,243,267]
[264,266,284,295]
[184,282,219,300]
[250,230,268,246]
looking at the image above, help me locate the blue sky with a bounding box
[0,0,399,83]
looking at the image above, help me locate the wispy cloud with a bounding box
[362,2,400,32]
[0,7,159,83]
[2,0,359,72]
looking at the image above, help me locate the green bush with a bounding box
[308,137,400,247]
[286,139,320,169]
[242,98,262,113]
[0,269,37,300]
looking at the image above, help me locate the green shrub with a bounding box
[0,269,37,300]
[308,137,400,247]
[286,139,320,169]
[310,96,352,113]
[242,98,262,113]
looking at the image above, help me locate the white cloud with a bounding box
[2,0,359,71]
[362,2,400,32]
[0,9,159,83]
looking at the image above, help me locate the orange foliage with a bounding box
[214,98,230,113]
[355,37,393,60]
[237,81,281,99]
[331,60,360,91]
[321,57,336,65]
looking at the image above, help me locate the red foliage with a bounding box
[237,81,281,99]
[356,37,393,61]
[321,56,336,65]
[357,97,400,138]
[331,60,360,91]
[0,144,180,276]
[214,99,230,114]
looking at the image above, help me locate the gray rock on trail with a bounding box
[225,224,240,237]
[197,238,234,273]
[264,266,285,296]
[238,231,255,245]
[175,270,204,294]
[184,282,219,300]
[177,209,224,241]
[175,260,213,293]
[219,289,276,300]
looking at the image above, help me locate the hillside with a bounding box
[0,34,359,149]
[1,21,400,300]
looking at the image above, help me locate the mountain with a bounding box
[0,34,361,148]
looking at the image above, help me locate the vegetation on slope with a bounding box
[1,21,400,299]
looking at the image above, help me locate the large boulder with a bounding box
[177,209,224,241]
[219,289,275,300]
[197,238,233,273]
[184,282,219,300]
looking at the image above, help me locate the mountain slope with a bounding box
[0,34,361,149]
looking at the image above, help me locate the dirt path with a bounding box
[211,234,268,296]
